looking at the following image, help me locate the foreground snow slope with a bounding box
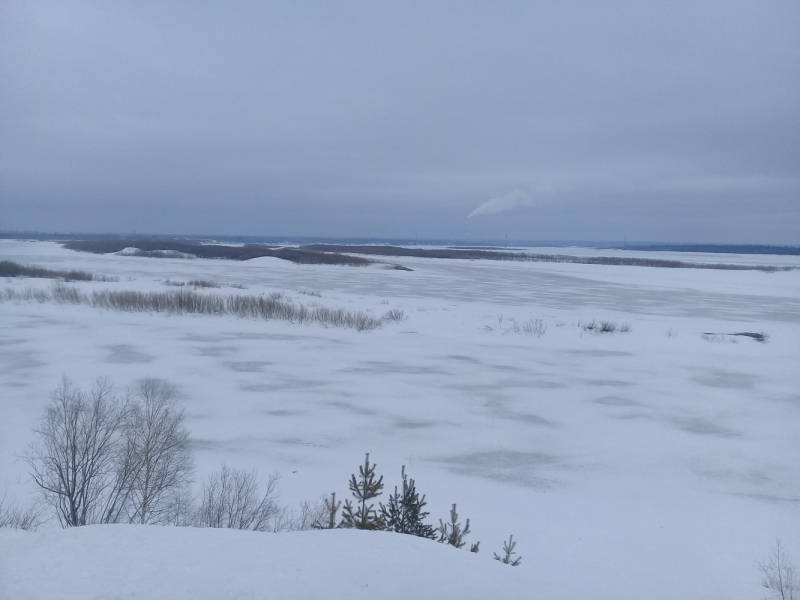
[0,526,528,600]
[1,240,798,599]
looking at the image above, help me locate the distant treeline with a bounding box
[62,241,377,267]
[617,244,800,256]
[301,245,793,272]
[55,240,793,271]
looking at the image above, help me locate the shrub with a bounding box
[581,319,627,334]
[187,280,219,289]
[0,492,43,530]
[599,321,617,333]
[196,465,282,532]
[382,309,406,323]
[51,282,85,304]
[292,497,330,531]
[521,319,546,337]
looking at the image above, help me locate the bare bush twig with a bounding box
[521,319,547,337]
[382,309,406,322]
[196,465,282,532]
[292,497,330,531]
[581,320,628,334]
[599,321,617,333]
[0,491,44,530]
[51,282,85,304]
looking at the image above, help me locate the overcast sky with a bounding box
[1,2,798,243]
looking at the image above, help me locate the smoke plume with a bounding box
[467,189,534,219]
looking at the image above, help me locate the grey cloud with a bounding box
[1,1,798,243]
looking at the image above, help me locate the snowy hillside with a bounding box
[1,240,798,599]
[1,526,531,600]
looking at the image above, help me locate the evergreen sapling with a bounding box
[437,503,478,551]
[319,492,341,529]
[494,534,522,566]
[380,466,436,539]
[339,453,384,530]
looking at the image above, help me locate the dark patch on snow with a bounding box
[263,409,303,417]
[673,417,739,437]
[693,369,756,389]
[105,344,154,364]
[342,361,450,376]
[223,361,271,373]
[0,349,46,373]
[595,396,637,406]
[433,450,561,488]
[326,400,377,416]
[567,349,634,358]
[394,420,437,429]
[582,379,632,387]
[242,379,327,392]
[447,355,483,364]
[195,345,239,357]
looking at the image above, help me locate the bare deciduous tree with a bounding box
[196,464,281,531]
[24,376,193,528]
[759,539,799,600]
[24,377,130,527]
[122,379,193,524]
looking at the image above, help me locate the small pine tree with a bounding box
[380,466,436,539]
[437,503,476,550]
[314,492,341,529]
[339,453,384,530]
[493,535,522,566]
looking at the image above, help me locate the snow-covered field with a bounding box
[1,240,798,599]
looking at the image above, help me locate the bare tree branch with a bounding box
[759,539,799,600]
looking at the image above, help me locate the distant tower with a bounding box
[465,218,469,241]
